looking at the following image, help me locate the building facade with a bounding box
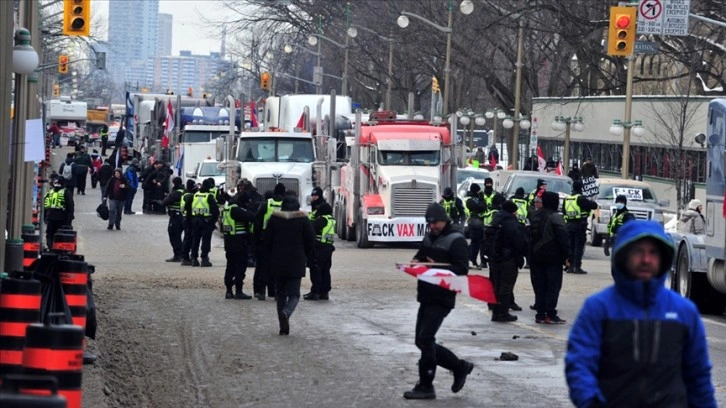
[107,0,159,87]
[152,51,222,97]
[157,13,173,57]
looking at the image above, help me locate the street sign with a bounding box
[313,66,323,86]
[635,40,659,54]
[637,0,690,36]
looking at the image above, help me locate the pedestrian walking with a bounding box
[123,159,140,214]
[529,191,570,324]
[59,153,77,195]
[263,196,315,335]
[185,178,219,267]
[222,189,256,299]
[603,194,635,256]
[304,202,335,301]
[162,177,186,262]
[104,168,130,230]
[74,146,91,195]
[488,201,528,322]
[565,220,716,408]
[253,183,285,300]
[563,181,598,274]
[90,150,102,188]
[49,121,62,148]
[44,176,74,249]
[403,203,474,400]
[97,159,113,200]
[100,125,109,156]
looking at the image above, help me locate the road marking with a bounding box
[702,316,726,328]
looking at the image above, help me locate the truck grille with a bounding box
[256,178,300,196]
[392,183,436,216]
[629,209,654,220]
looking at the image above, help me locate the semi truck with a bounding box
[333,110,455,248]
[46,98,87,145]
[668,98,726,314]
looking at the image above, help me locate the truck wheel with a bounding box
[676,247,726,314]
[589,220,602,247]
[356,215,373,248]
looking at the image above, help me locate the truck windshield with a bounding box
[378,150,440,166]
[237,138,314,163]
[183,131,226,143]
[200,162,224,177]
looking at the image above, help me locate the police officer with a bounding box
[527,179,547,212]
[481,177,503,210]
[185,178,219,267]
[439,187,465,225]
[403,203,473,400]
[44,176,74,249]
[222,190,255,299]
[604,194,635,256]
[162,177,185,262]
[308,186,326,220]
[562,180,598,274]
[488,201,529,322]
[253,183,286,300]
[510,187,529,225]
[180,179,198,266]
[304,203,335,301]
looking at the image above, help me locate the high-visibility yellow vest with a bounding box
[308,209,317,221]
[564,194,584,221]
[44,189,65,210]
[316,215,336,244]
[482,209,496,226]
[222,203,248,235]
[511,198,528,224]
[191,192,212,217]
[262,198,283,230]
[168,189,184,213]
[608,210,628,237]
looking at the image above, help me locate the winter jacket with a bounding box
[44,187,74,223]
[489,210,528,265]
[105,175,131,201]
[580,162,599,179]
[529,204,570,267]
[565,221,715,408]
[412,223,469,309]
[59,159,77,188]
[97,163,113,190]
[263,210,315,278]
[677,209,705,235]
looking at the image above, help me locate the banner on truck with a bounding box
[367,217,428,242]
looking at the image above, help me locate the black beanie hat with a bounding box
[442,187,453,198]
[186,179,196,190]
[274,183,286,196]
[172,176,182,187]
[616,194,627,204]
[281,196,300,211]
[470,183,481,193]
[541,191,559,211]
[425,203,449,222]
[572,181,583,193]
[502,200,518,214]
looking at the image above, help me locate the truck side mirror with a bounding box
[660,199,670,207]
[185,171,196,179]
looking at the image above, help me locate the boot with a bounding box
[200,257,212,267]
[491,313,518,322]
[191,259,200,267]
[83,351,98,365]
[225,288,234,299]
[278,311,290,335]
[235,287,252,300]
[181,258,193,266]
[303,292,320,301]
[403,383,436,400]
[451,360,474,393]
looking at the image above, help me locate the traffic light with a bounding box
[63,0,91,37]
[260,72,271,91]
[607,6,637,57]
[53,84,60,96]
[432,76,440,94]
[58,55,69,73]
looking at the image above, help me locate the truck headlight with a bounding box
[599,209,610,223]
[367,206,385,215]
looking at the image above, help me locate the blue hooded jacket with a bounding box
[565,220,715,408]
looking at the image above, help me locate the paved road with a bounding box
[46,149,725,407]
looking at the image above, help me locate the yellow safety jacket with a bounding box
[222,203,248,235]
[191,192,212,217]
[316,215,336,244]
[564,194,585,221]
[511,198,528,224]
[482,209,496,226]
[44,189,65,210]
[262,198,283,230]
[608,210,628,237]
[168,189,184,214]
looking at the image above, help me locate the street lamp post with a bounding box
[552,116,585,175]
[456,109,485,165]
[397,0,473,115]
[348,24,395,110]
[485,109,506,153]
[609,119,645,179]
[511,19,525,170]
[501,114,531,169]
[308,33,348,96]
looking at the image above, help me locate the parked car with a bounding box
[588,178,671,246]
[186,159,226,188]
[455,168,490,200]
[498,171,573,207]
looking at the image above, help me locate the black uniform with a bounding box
[180,182,198,265]
[404,204,473,399]
[44,180,74,249]
[253,188,285,300]
[184,183,220,267]
[162,183,186,262]
[563,182,598,274]
[222,194,255,299]
[306,203,335,300]
[488,203,529,322]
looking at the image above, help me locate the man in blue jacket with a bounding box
[565,220,715,408]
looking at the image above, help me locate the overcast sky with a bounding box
[94,0,230,56]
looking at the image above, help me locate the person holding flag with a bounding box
[402,203,474,400]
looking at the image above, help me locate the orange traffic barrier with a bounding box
[56,259,88,330]
[22,232,40,270]
[22,322,84,408]
[51,229,77,255]
[0,374,68,407]
[0,271,41,376]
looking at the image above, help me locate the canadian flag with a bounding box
[162,100,174,149]
[296,113,305,129]
[537,145,547,173]
[398,264,497,304]
[556,161,563,176]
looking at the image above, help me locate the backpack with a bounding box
[61,163,74,180]
[482,224,502,261]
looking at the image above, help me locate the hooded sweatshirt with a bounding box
[565,221,715,408]
[677,209,705,235]
[263,198,315,278]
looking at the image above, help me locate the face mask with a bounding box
[615,203,625,210]
[484,186,493,194]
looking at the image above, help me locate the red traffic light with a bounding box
[59,56,68,64]
[615,15,631,29]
